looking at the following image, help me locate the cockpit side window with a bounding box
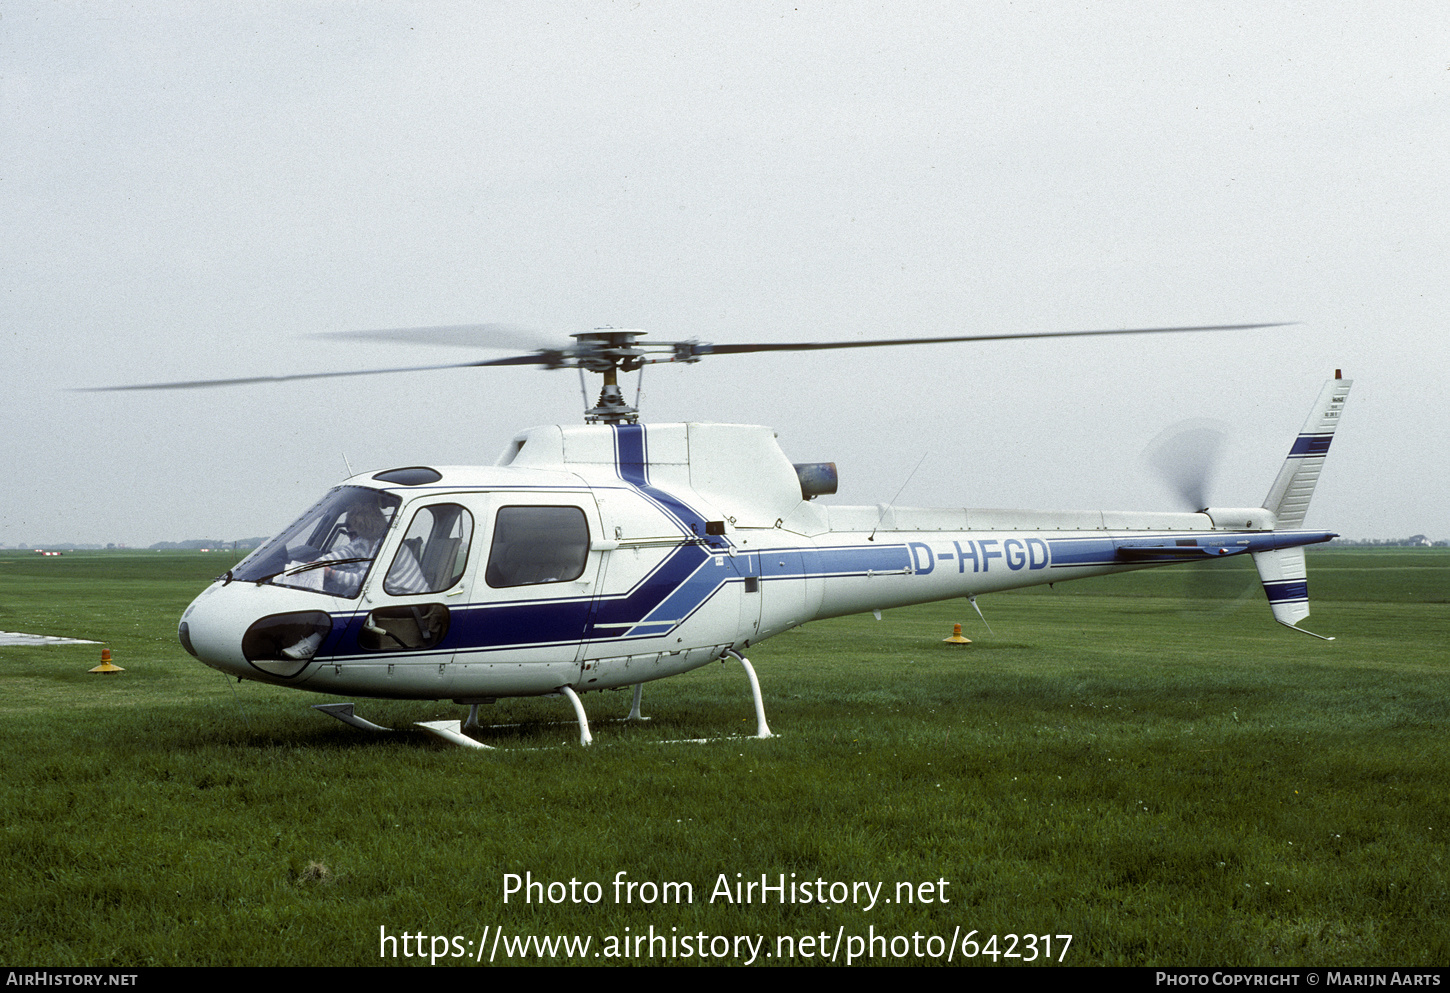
[384,504,474,595]
[485,506,590,588]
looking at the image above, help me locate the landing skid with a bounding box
[312,702,392,732]
[416,720,495,749]
[314,652,776,748]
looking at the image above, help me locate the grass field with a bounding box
[1,548,1447,967]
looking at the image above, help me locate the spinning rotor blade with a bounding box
[317,323,554,351]
[80,321,1291,393]
[1143,417,1259,614]
[1144,418,1227,512]
[76,353,547,392]
[692,323,1291,358]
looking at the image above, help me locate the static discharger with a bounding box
[89,648,124,673]
[943,624,972,645]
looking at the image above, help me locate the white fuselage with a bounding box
[178,421,1330,702]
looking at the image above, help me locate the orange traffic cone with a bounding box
[89,648,125,673]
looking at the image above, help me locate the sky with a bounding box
[3,2,1447,547]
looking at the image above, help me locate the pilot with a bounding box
[281,501,436,659]
[320,502,389,595]
[279,502,392,659]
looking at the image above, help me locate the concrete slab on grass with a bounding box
[0,631,103,646]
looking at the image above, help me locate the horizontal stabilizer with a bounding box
[1117,539,1252,561]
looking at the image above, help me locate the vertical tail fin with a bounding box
[1252,545,1332,639]
[1262,373,1352,527]
[1254,372,1350,640]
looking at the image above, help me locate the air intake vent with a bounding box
[373,467,442,486]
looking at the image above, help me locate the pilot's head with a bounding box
[347,502,387,541]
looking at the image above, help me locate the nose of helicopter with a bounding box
[176,582,258,677]
[178,581,342,683]
[178,583,243,673]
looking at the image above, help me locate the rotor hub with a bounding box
[570,328,652,374]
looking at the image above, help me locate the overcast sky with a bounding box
[3,2,1446,547]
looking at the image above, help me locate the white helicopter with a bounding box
[101,325,1348,747]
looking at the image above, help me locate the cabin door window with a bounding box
[357,502,474,653]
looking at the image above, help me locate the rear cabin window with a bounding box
[485,506,590,588]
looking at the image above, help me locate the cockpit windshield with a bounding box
[230,486,402,598]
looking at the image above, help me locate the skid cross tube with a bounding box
[724,649,774,739]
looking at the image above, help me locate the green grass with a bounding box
[1,548,1447,966]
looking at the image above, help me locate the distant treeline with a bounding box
[147,538,269,551]
[0,539,270,551]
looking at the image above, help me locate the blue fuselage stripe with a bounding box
[612,425,729,550]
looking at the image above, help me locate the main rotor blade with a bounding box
[76,354,548,392]
[79,321,1291,392]
[317,323,556,351]
[694,323,1291,357]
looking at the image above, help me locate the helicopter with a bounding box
[97,324,1349,747]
